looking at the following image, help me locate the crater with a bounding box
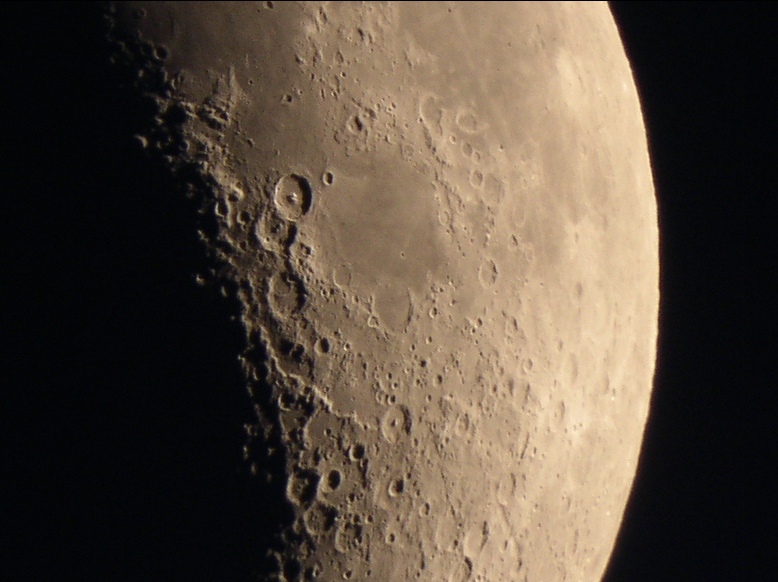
[327,469,342,490]
[381,405,412,444]
[304,502,338,535]
[274,174,313,221]
[388,477,405,497]
[287,469,320,506]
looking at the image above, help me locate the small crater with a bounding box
[388,478,405,497]
[454,412,471,436]
[154,45,169,61]
[334,521,363,553]
[322,171,335,186]
[478,259,499,287]
[278,390,296,411]
[327,469,342,490]
[349,443,366,461]
[347,115,365,133]
[274,174,313,221]
[318,337,331,354]
[469,169,484,189]
[380,405,412,444]
[304,502,338,535]
[269,272,305,315]
[287,470,320,506]
[455,109,479,133]
[255,212,295,250]
[215,198,230,218]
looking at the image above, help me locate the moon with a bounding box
[107,2,658,581]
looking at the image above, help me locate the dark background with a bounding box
[7,2,775,580]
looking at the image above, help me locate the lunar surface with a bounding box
[106,2,658,581]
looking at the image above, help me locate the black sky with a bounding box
[7,2,776,581]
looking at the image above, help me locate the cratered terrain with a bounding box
[106,2,659,581]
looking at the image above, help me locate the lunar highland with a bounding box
[106,2,659,581]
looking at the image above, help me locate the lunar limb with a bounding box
[107,2,658,581]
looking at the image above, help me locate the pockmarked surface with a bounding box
[108,2,658,580]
